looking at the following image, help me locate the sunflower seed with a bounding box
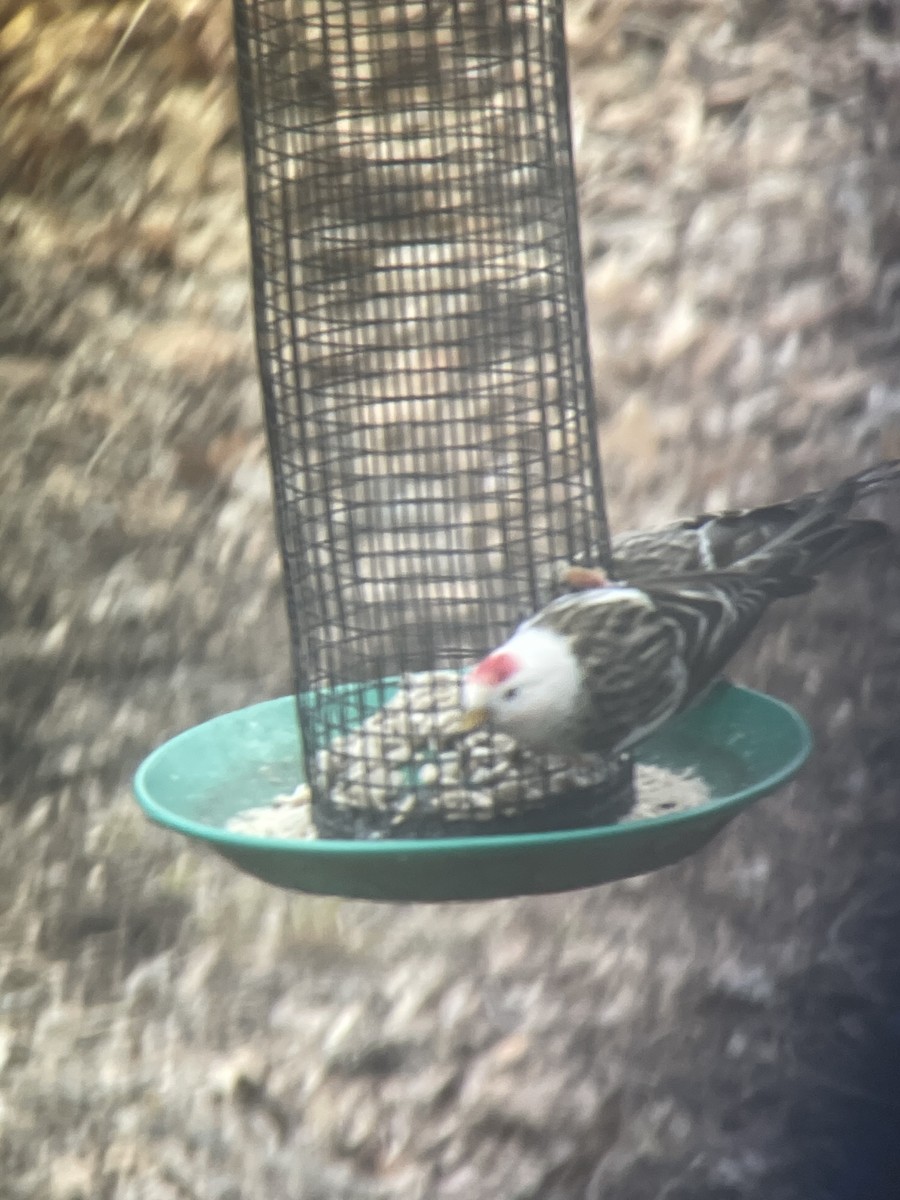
[417,762,440,786]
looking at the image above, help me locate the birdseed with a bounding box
[309,671,637,837]
[224,673,712,840]
[224,762,710,840]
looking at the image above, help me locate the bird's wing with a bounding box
[635,572,790,700]
[612,504,820,576]
[620,477,892,702]
[610,459,900,580]
[526,587,688,752]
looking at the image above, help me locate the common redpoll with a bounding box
[552,460,900,594]
[463,462,898,757]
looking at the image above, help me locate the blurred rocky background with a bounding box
[3,1,900,1197]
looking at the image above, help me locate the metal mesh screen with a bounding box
[233,0,616,834]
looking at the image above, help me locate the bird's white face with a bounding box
[461,626,582,752]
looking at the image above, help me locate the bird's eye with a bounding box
[502,686,519,701]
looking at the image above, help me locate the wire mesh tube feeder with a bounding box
[133,0,812,901]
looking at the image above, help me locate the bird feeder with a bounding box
[133,0,811,901]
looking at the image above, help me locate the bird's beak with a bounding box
[460,677,491,733]
[459,706,489,733]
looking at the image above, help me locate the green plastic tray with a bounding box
[133,681,811,902]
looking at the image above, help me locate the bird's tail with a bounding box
[698,459,900,572]
[642,462,897,707]
[838,458,900,500]
[733,463,897,596]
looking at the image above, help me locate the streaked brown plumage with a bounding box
[464,462,898,757]
[552,460,899,595]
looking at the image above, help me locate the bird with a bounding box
[462,461,899,757]
[551,460,900,594]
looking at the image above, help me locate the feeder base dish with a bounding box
[133,682,811,902]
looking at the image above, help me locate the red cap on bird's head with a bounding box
[468,650,519,688]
